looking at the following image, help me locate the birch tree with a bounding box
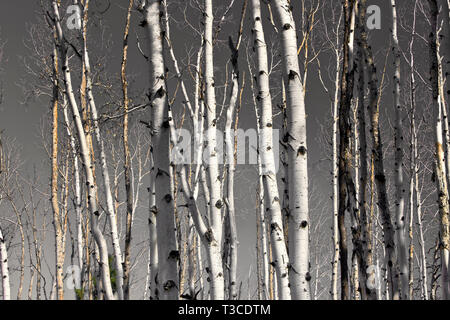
[121,0,134,300]
[428,0,450,299]
[390,0,408,300]
[50,0,115,300]
[250,0,291,300]
[0,132,10,300]
[358,0,400,299]
[78,0,125,299]
[272,0,311,300]
[140,0,179,300]
[50,41,66,300]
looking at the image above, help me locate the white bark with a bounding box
[331,36,341,302]
[224,48,239,300]
[204,0,224,249]
[428,0,450,299]
[0,225,10,300]
[51,0,114,300]
[143,0,179,299]
[148,152,158,299]
[390,0,408,300]
[272,0,310,300]
[251,0,291,300]
[79,0,125,300]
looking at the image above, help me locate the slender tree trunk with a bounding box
[121,0,134,300]
[204,0,224,257]
[51,43,64,300]
[358,0,400,300]
[390,0,408,300]
[331,35,341,301]
[51,0,114,300]
[338,0,356,300]
[251,0,291,300]
[80,0,125,299]
[428,0,450,300]
[272,0,310,300]
[62,97,85,298]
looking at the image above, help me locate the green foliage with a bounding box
[75,288,84,300]
[108,254,117,293]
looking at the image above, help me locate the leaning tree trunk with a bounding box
[428,0,450,300]
[390,0,408,300]
[251,0,291,300]
[272,0,310,300]
[79,0,125,300]
[358,0,400,300]
[51,0,114,300]
[143,0,179,300]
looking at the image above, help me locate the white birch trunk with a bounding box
[331,46,341,301]
[148,151,158,299]
[143,0,179,300]
[272,0,310,300]
[204,0,224,250]
[0,225,10,300]
[390,0,408,300]
[251,0,291,300]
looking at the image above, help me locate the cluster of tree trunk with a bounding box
[0,0,450,301]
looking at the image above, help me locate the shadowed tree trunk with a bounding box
[428,0,450,300]
[358,0,400,300]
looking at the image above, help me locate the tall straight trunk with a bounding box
[251,0,291,300]
[355,25,376,299]
[428,0,450,300]
[444,0,450,112]
[249,54,270,300]
[408,2,422,299]
[331,36,341,302]
[148,157,158,299]
[390,0,407,300]
[121,0,134,300]
[204,0,224,255]
[199,0,226,300]
[338,0,356,300]
[358,0,400,300]
[62,97,85,298]
[51,43,64,300]
[143,0,179,300]
[79,0,125,300]
[224,2,246,299]
[51,0,114,300]
[224,51,238,301]
[272,0,310,300]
